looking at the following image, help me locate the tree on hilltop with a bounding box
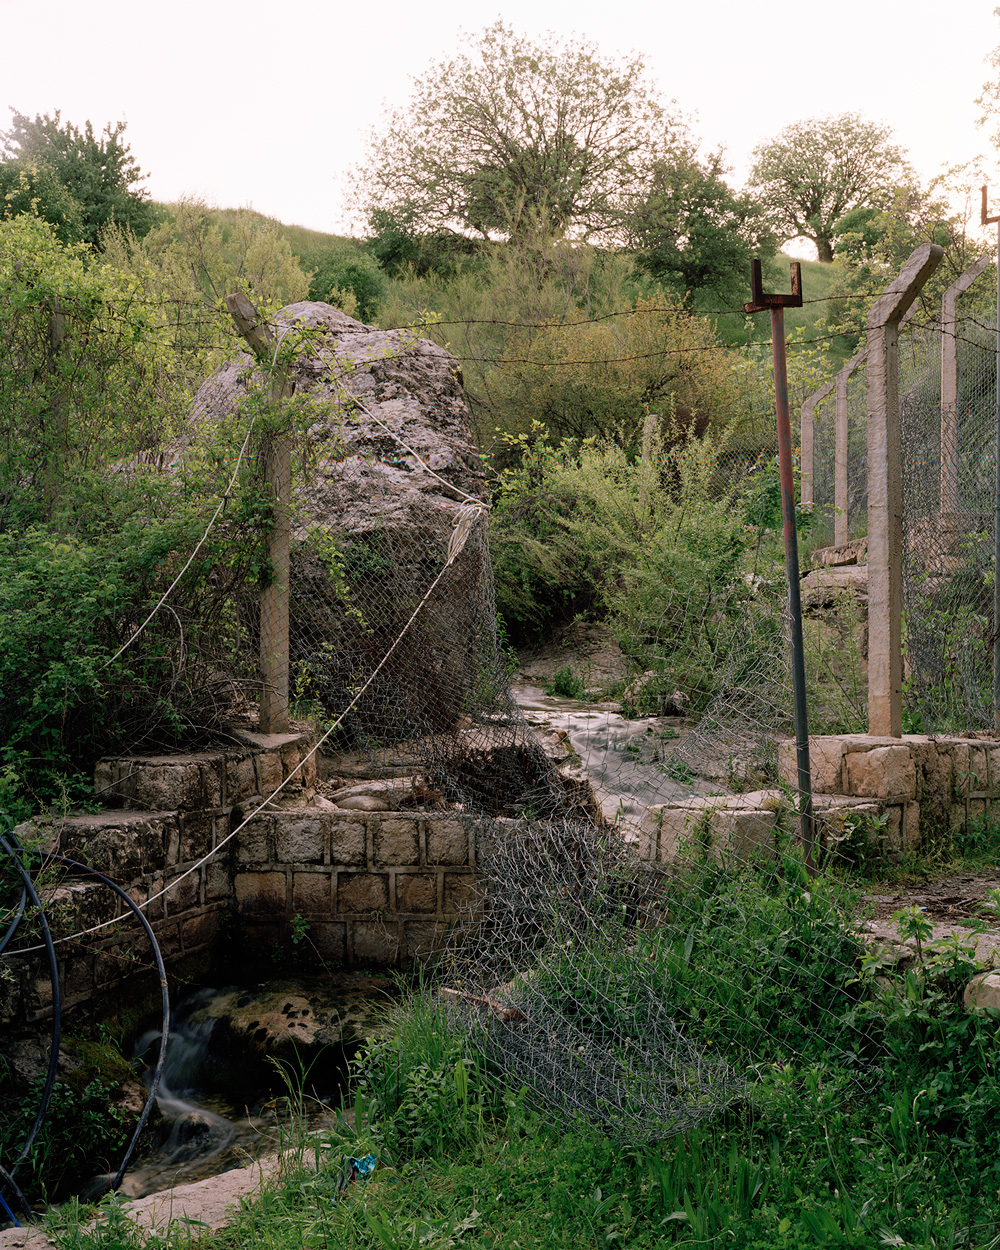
[352,22,692,246]
[625,148,775,307]
[748,113,910,262]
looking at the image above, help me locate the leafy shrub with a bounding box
[308,249,387,322]
[0,217,278,812]
[529,861,866,1074]
[491,426,782,718]
[544,665,587,700]
[0,216,181,533]
[661,863,866,1064]
[490,293,744,449]
[0,1038,138,1201]
[353,994,490,1160]
[0,459,267,811]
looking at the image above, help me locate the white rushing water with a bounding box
[512,683,729,828]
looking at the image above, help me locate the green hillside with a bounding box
[782,254,837,336]
[151,201,362,272]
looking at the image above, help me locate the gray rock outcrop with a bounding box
[189,303,497,748]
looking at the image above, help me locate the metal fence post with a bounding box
[225,292,294,734]
[745,260,815,876]
[866,244,943,737]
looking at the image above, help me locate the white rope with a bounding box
[447,501,486,564]
[354,394,488,510]
[102,317,293,670]
[14,501,487,954]
[103,415,257,669]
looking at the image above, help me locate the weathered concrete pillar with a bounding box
[834,348,867,547]
[225,292,294,734]
[799,378,834,508]
[867,243,944,737]
[940,255,990,515]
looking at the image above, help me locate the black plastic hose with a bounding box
[0,835,61,1182]
[40,851,171,1192]
[0,1161,33,1224]
[0,888,27,956]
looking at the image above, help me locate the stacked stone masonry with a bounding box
[632,733,1000,870]
[1,735,479,1026]
[7,731,992,1026]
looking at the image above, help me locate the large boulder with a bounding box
[189,303,501,752]
[182,973,394,1098]
[190,301,486,523]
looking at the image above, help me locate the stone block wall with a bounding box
[235,811,480,965]
[631,789,886,868]
[0,737,481,1026]
[94,729,317,814]
[631,731,1000,870]
[779,733,1000,847]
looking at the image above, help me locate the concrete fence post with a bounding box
[799,378,834,509]
[940,255,990,515]
[225,292,294,734]
[834,348,867,547]
[866,243,943,737]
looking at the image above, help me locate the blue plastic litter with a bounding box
[332,1153,381,1205]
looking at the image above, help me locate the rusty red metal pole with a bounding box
[771,307,815,876]
[746,261,815,875]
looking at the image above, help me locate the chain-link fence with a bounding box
[802,262,998,736]
[810,352,868,547]
[901,306,997,732]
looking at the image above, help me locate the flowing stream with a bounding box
[512,682,729,826]
[90,986,351,1201]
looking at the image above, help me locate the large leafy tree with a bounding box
[352,22,690,245]
[625,148,775,306]
[0,159,84,243]
[747,113,910,262]
[1,109,156,247]
[823,169,978,350]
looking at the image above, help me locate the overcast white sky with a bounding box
[3,0,1000,254]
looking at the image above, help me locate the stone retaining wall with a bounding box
[632,732,1000,871]
[233,810,479,966]
[780,732,1000,847]
[0,737,478,1027]
[9,731,993,1026]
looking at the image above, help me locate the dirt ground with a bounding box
[859,869,1000,964]
[0,1156,284,1249]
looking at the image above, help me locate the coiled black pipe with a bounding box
[0,835,61,1189]
[0,837,170,1218]
[40,851,171,1193]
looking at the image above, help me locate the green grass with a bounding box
[781,254,837,338]
[49,1058,1000,1250]
[43,853,1000,1250]
[150,200,360,273]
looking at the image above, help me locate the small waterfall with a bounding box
[109,988,264,1198]
[133,991,237,1169]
